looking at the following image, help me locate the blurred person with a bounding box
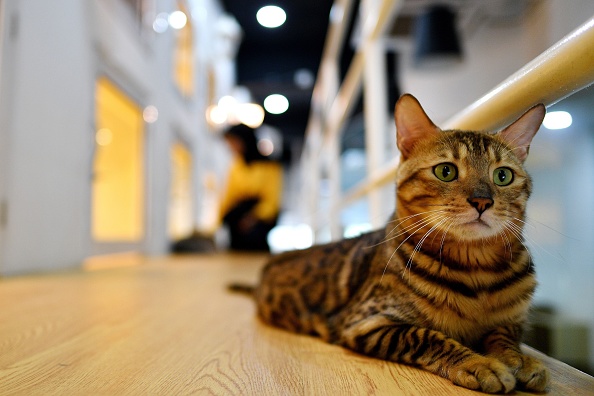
[219,124,283,251]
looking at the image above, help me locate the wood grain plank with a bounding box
[0,253,592,395]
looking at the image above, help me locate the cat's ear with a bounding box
[498,104,546,162]
[395,94,441,159]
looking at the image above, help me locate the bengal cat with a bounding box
[231,94,549,393]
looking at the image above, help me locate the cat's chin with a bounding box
[456,219,501,240]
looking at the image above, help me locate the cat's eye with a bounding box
[433,163,458,182]
[493,167,514,186]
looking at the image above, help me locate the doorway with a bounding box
[92,77,145,251]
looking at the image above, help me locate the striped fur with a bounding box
[244,95,549,393]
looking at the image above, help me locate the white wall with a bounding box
[0,0,237,274]
[526,87,594,371]
[0,0,94,274]
[399,1,594,124]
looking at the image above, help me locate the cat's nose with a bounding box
[467,197,494,215]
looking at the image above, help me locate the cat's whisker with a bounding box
[380,215,446,277]
[497,226,513,263]
[500,211,572,266]
[438,219,456,270]
[502,221,527,245]
[499,219,520,238]
[380,214,448,283]
[504,220,523,236]
[502,221,539,271]
[403,218,448,279]
[389,213,444,237]
[382,210,447,241]
[498,212,538,236]
[380,217,432,248]
[385,208,446,225]
[380,247,401,284]
[509,216,535,230]
[429,215,453,246]
[503,210,580,242]
[502,220,564,270]
[371,212,447,249]
[504,220,568,266]
[524,216,581,241]
[503,219,531,262]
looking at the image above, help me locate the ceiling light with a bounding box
[256,6,286,28]
[96,128,113,146]
[143,106,159,123]
[543,111,572,130]
[153,13,169,33]
[264,94,289,114]
[169,11,188,30]
[294,69,314,89]
[236,103,265,128]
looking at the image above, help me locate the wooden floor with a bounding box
[1,253,593,395]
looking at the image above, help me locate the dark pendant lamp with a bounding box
[414,5,462,69]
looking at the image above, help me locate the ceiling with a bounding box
[218,0,533,155]
[220,0,335,144]
[217,0,465,145]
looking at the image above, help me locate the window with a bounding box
[173,2,194,97]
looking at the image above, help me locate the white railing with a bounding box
[301,0,402,240]
[301,2,594,242]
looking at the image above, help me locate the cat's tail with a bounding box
[227,283,256,297]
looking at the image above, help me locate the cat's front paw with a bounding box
[492,352,550,392]
[450,356,516,394]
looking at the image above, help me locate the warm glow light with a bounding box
[236,103,265,128]
[256,6,286,28]
[96,128,113,146]
[257,138,274,156]
[218,95,238,111]
[169,11,188,30]
[206,105,227,125]
[543,111,572,130]
[263,94,289,114]
[143,105,159,123]
[207,95,266,128]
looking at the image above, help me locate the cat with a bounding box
[230,94,549,394]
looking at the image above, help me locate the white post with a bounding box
[326,130,343,240]
[362,0,388,229]
[301,124,321,236]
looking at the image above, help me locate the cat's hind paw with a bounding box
[450,356,516,394]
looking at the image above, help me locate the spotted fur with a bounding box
[234,94,549,394]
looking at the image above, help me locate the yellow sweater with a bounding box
[219,158,283,223]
